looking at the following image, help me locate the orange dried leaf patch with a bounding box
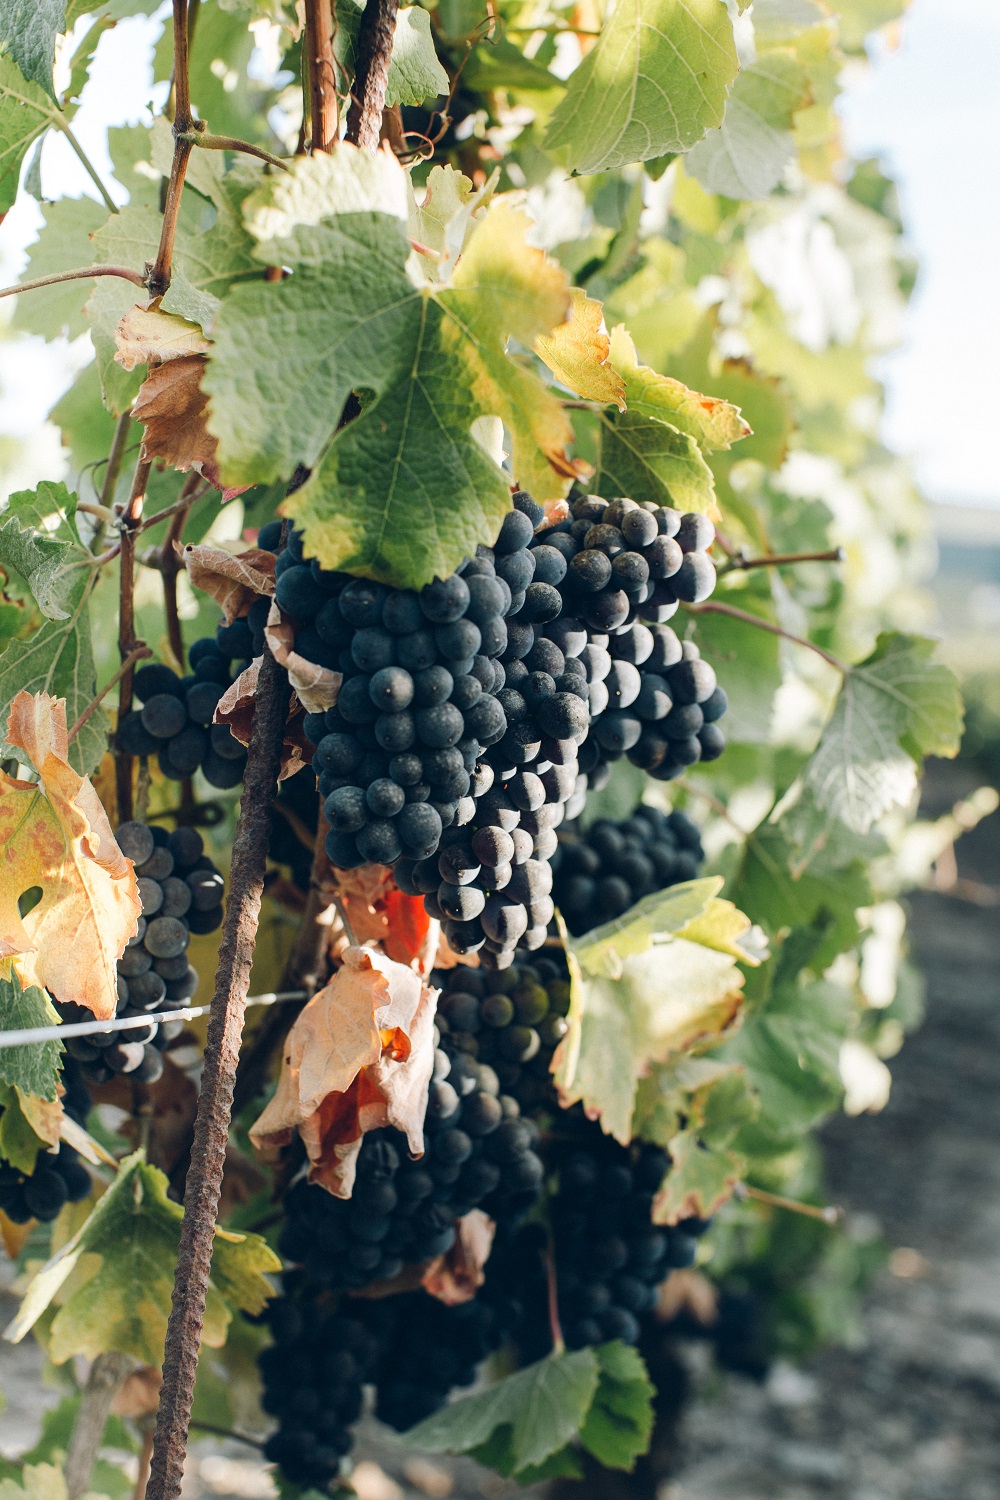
[133,355,248,502]
[182,544,276,623]
[0,692,141,1020]
[249,947,439,1198]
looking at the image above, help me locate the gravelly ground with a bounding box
[1,761,996,1500]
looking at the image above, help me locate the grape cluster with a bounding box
[116,644,248,789]
[552,805,704,936]
[527,494,728,784]
[61,822,225,1086]
[275,521,526,871]
[259,1291,378,1488]
[0,1142,91,1224]
[277,957,568,1295]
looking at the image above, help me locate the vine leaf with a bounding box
[408,163,497,284]
[213,656,313,782]
[131,355,248,500]
[4,1150,280,1364]
[803,633,963,834]
[535,288,626,410]
[0,486,106,774]
[181,543,275,624]
[0,1463,74,1500]
[205,148,579,587]
[0,970,62,1101]
[0,57,51,215]
[421,1208,496,1306]
[543,0,739,175]
[552,882,757,1144]
[608,325,751,450]
[408,1340,654,1477]
[0,691,141,1021]
[0,481,92,620]
[0,0,65,100]
[249,947,438,1198]
[12,195,108,341]
[407,1346,601,1474]
[687,48,811,200]
[335,0,450,106]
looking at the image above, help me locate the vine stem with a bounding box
[99,412,133,513]
[149,0,195,299]
[683,600,849,674]
[52,118,118,214]
[0,265,145,302]
[718,546,846,575]
[115,458,153,825]
[736,1183,842,1225]
[344,0,399,151]
[145,643,292,1500]
[304,0,338,153]
[69,645,152,744]
[543,1247,566,1356]
[177,127,289,171]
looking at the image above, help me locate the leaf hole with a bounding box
[18,886,43,919]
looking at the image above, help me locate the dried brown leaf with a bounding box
[133,355,248,501]
[182,544,276,623]
[264,602,341,713]
[422,1209,495,1306]
[213,659,311,781]
[249,947,439,1198]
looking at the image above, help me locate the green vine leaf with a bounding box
[577,1341,655,1471]
[5,1150,280,1364]
[406,1346,601,1475]
[804,633,963,834]
[686,48,811,200]
[0,484,106,773]
[205,148,579,587]
[0,0,65,101]
[0,1081,61,1174]
[335,1,449,106]
[0,971,62,1102]
[11,196,108,341]
[544,0,739,175]
[0,57,52,214]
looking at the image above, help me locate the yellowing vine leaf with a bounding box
[0,692,141,1020]
[535,289,626,410]
[608,325,751,450]
[249,946,438,1198]
[204,148,582,587]
[5,1151,279,1364]
[552,882,757,1143]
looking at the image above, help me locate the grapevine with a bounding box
[0,1,963,1499]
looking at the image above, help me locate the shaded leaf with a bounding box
[578,1342,655,1471]
[0,691,141,1019]
[0,482,92,621]
[0,57,51,216]
[544,0,738,174]
[421,1209,495,1306]
[0,1,64,99]
[687,48,811,199]
[652,1127,744,1222]
[0,1081,62,1173]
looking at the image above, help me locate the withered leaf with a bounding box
[182,543,276,623]
[249,946,439,1198]
[0,692,141,1019]
[115,306,210,371]
[264,601,341,713]
[213,658,311,781]
[133,355,248,502]
[422,1209,495,1306]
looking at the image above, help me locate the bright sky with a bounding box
[0,0,998,506]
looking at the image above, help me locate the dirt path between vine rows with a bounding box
[1,762,997,1500]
